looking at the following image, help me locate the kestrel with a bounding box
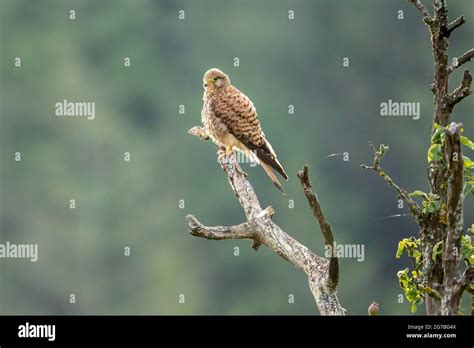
[201,68,288,192]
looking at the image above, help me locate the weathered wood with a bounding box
[187,126,346,315]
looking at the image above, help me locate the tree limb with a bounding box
[367,0,473,316]
[408,0,433,25]
[448,69,473,107]
[186,216,255,240]
[186,126,346,315]
[361,142,422,222]
[446,16,465,37]
[297,164,339,291]
[447,49,474,74]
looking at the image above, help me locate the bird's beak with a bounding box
[203,83,208,88]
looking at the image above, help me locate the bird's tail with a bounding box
[261,162,285,193]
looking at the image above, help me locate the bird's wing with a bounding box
[211,86,288,181]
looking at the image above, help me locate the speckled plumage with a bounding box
[201,68,288,191]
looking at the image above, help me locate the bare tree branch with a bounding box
[446,15,465,36]
[186,127,346,315]
[448,69,473,107]
[361,143,422,221]
[297,164,339,291]
[187,215,255,240]
[447,49,474,74]
[408,0,433,24]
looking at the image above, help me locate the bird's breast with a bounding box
[202,98,229,147]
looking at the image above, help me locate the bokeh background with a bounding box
[0,0,472,315]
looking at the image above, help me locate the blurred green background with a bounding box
[0,0,472,315]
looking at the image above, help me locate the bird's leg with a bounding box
[216,147,239,193]
[216,146,231,164]
[217,147,248,178]
[217,147,234,177]
[233,153,248,177]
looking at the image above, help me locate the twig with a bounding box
[186,215,255,240]
[448,69,473,107]
[297,165,339,291]
[447,49,474,74]
[408,0,433,24]
[446,16,465,36]
[361,143,422,221]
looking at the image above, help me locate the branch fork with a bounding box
[186,126,345,315]
[361,143,422,221]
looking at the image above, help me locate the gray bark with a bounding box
[186,126,346,315]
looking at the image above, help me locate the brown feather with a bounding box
[202,73,288,191]
[261,162,285,193]
[240,138,289,180]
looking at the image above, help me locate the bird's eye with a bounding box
[213,77,218,81]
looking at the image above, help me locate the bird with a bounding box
[201,68,288,192]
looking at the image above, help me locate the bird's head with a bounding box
[203,68,230,91]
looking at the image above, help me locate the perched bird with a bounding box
[201,68,288,192]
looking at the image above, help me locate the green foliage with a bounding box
[459,130,474,197]
[396,237,421,260]
[428,123,445,162]
[401,127,474,315]
[461,225,474,265]
[409,190,428,198]
[431,123,446,143]
[396,228,473,314]
[396,237,424,312]
[463,156,474,196]
[463,157,474,169]
[460,135,474,150]
[427,143,442,162]
[397,268,424,313]
[395,237,446,314]
[422,195,441,214]
[409,191,441,215]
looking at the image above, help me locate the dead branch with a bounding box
[297,165,339,291]
[446,16,465,36]
[408,0,433,24]
[448,69,473,108]
[186,126,346,315]
[447,49,474,74]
